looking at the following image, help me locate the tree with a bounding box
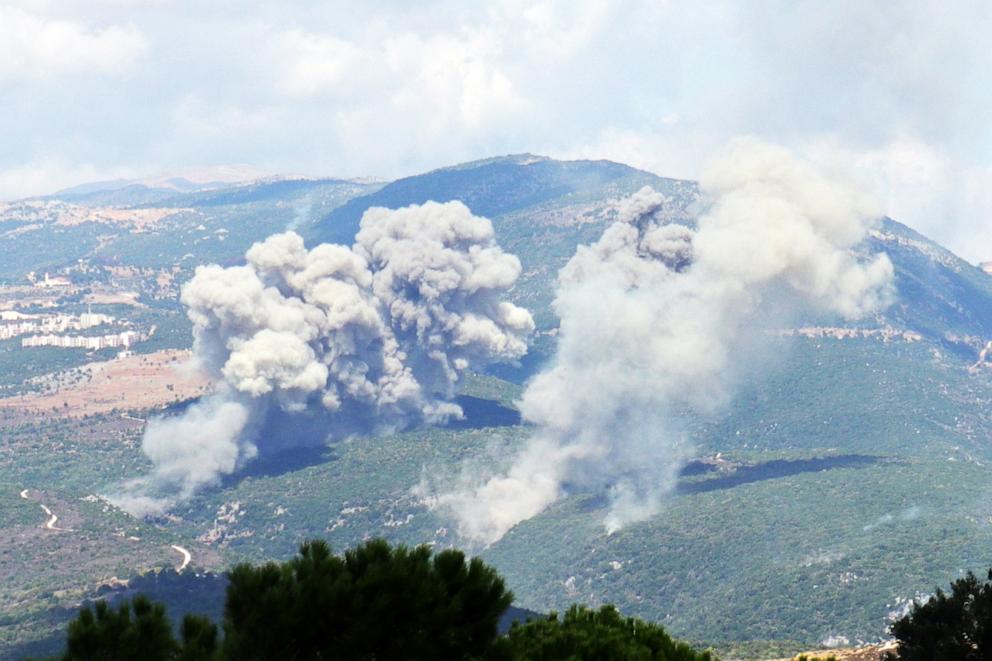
[221,538,513,660]
[56,596,217,661]
[887,569,992,660]
[502,604,713,661]
[177,615,218,661]
[53,540,715,661]
[62,596,178,661]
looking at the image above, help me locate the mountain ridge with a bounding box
[2,153,992,657]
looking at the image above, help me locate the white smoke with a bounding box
[110,200,534,516]
[430,139,895,544]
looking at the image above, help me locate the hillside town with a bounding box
[0,266,160,359]
[0,309,115,340]
[0,303,152,351]
[20,329,147,351]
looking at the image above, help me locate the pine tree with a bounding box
[221,538,513,660]
[887,569,992,660]
[502,604,713,661]
[62,596,178,661]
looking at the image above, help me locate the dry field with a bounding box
[52,205,188,231]
[768,641,897,660]
[0,349,211,418]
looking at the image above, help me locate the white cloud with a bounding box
[493,0,613,61]
[383,30,525,129]
[274,30,361,97]
[272,26,525,131]
[0,0,990,263]
[0,5,146,80]
[172,94,277,139]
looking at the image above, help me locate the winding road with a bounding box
[971,340,992,371]
[40,503,59,529]
[19,488,73,532]
[21,488,194,575]
[170,544,192,572]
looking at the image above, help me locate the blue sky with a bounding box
[2,0,990,261]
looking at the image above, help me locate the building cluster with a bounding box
[0,310,115,341]
[32,272,73,288]
[21,330,145,350]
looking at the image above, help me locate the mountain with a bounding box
[311,154,696,339]
[39,166,275,207]
[2,155,992,659]
[299,156,992,649]
[867,221,992,354]
[0,178,382,284]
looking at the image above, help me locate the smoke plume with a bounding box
[430,139,895,544]
[111,200,534,516]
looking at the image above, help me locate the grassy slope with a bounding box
[4,339,991,658]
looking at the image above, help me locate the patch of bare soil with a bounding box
[0,350,211,417]
[53,206,187,231]
[768,642,897,660]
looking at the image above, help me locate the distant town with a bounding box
[0,269,159,356]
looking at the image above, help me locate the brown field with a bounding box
[53,205,188,231]
[0,350,211,418]
[768,641,897,660]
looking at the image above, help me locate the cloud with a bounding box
[171,94,279,144]
[1,1,990,262]
[489,0,614,62]
[273,30,361,97]
[0,5,146,80]
[271,26,525,132]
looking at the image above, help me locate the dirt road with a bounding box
[170,544,192,572]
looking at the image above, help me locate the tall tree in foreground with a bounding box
[887,569,992,660]
[222,538,513,660]
[502,605,713,661]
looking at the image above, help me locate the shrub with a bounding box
[887,569,992,660]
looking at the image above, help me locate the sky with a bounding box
[1,0,990,261]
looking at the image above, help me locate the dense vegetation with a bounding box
[887,569,992,660]
[503,605,712,661]
[60,597,215,661]
[47,539,712,661]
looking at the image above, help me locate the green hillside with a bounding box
[2,155,992,659]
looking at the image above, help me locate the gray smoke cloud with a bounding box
[110,200,534,516]
[429,139,895,544]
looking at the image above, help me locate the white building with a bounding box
[21,330,142,350]
[37,272,72,288]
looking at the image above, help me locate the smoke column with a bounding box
[111,200,534,516]
[430,139,896,544]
